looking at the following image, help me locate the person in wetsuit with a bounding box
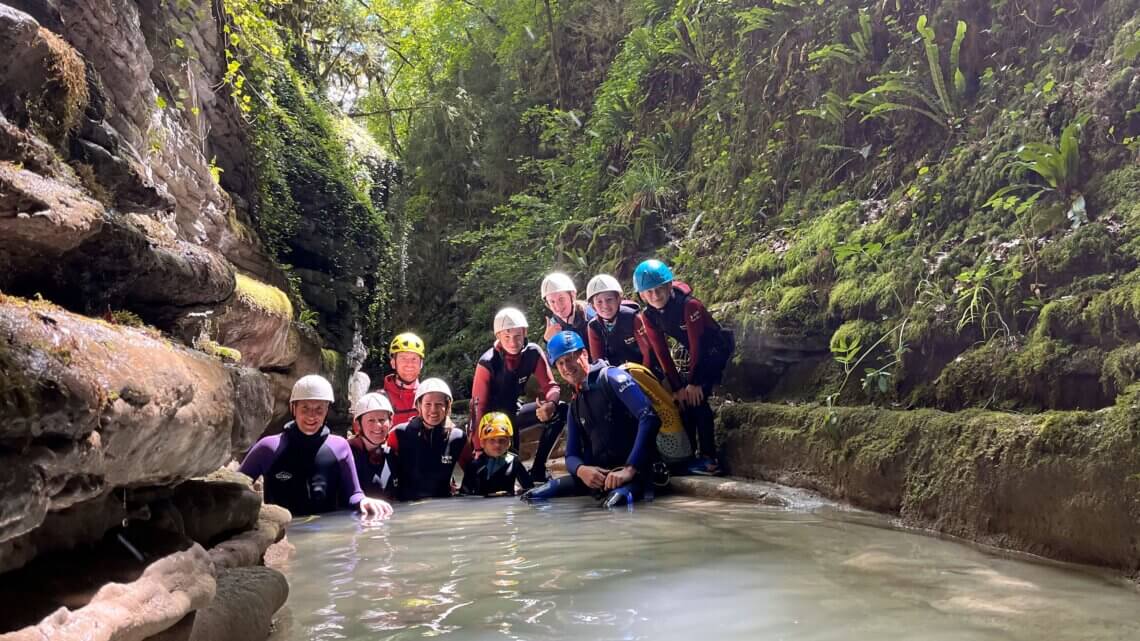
[348,392,396,498]
[468,307,566,481]
[380,332,424,426]
[522,331,662,508]
[634,259,734,475]
[540,272,595,356]
[388,378,466,501]
[584,273,654,369]
[461,412,534,496]
[240,375,392,518]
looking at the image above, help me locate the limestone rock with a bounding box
[0,299,234,563]
[207,504,290,571]
[213,274,297,370]
[229,368,274,453]
[170,481,261,548]
[186,567,288,641]
[0,544,216,641]
[0,161,105,261]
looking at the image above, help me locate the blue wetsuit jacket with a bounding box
[564,361,661,477]
[239,422,365,516]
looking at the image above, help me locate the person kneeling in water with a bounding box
[522,332,662,507]
[389,378,466,501]
[240,375,392,518]
[348,392,397,499]
[461,412,534,497]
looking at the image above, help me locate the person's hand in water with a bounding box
[358,497,393,520]
[604,466,635,490]
[576,465,609,490]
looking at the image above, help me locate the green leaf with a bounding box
[155,95,167,110]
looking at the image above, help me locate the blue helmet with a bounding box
[633,259,674,293]
[547,330,586,365]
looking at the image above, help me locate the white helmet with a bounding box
[290,374,335,403]
[351,392,394,421]
[586,274,622,302]
[414,377,453,405]
[540,272,576,299]
[493,307,528,334]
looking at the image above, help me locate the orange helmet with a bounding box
[477,412,514,442]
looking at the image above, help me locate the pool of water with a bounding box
[269,495,1140,641]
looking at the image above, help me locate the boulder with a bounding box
[229,368,274,453]
[212,274,297,370]
[0,298,235,565]
[0,161,105,266]
[186,567,288,641]
[170,481,261,548]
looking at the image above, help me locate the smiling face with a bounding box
[482,436,511,458]
[390,352,423,384]
[639,283,673,310]
[291,400,330,434]
[590,291,621,320]
[418,392,450,427]
[554,349,590,387]
[356,410,393,449]
[544,291,576,321]
[496,327,527,355]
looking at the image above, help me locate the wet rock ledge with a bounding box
[714,398,1140,578]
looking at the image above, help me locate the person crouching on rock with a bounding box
[382,332,425,426]
[522,332,662,508]
[348,392,397,499]
[388,378,467,501]
[467,307,567,482]
[461,412,534,497]
[239,375,393,519]
[585,273,654,370]
[540,271,595,356]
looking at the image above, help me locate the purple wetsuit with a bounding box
[239,422,365,516]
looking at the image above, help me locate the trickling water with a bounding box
[270,496,1140,641]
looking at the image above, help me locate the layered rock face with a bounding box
[0,0,388,637]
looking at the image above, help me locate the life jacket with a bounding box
[641,282,735,383]
[349,438,394,498]
[391,417,466,501]
[382,374,418,426]
[551,301,595,355]
[476,343,543,413]
[618,362,692,463]
[264,423,346,516]
[570,362,652,471]
[588,302,644,367]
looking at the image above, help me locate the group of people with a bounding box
[239,259,733,518]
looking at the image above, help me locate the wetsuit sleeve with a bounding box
[587,322,604,364]
[237,437,278,481]
[684,297,717,386]
[605,369,662,472]
[563,406,584,477]
[632,314,653,368]
[460,460,479,495]
[642,312,684,390]
[532,352,560,404]
[332,438,366,507]
[470,363,493,449]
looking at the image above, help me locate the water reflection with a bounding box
[272,497,1140,641]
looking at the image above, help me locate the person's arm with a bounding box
[587,322,605,364]
[237,437,278,481]
[330,439,367,507]
[460,460,479,495]
[606,369,662,472]
[642,312,683,390]
[563,407,584,477]
[684,297,716,386]
[632,314,653,368]
[470,364,493,449]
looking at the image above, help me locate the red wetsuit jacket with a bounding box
[640,281,728,391]
[469,341,560,450]
[381,373,419,426]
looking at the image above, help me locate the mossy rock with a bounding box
[234,273,293,320]
[198,339,242,364]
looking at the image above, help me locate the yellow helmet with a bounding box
[478,412,514,442]
[389,332,425,358]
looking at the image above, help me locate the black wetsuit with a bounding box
[390,417,466,501]
[239,422,364,516]
[461,453,535,496]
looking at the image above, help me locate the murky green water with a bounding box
[270,496,1140,641]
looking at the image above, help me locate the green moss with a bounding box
[321,348,345,376]
[1036,223,1126,288]
[198,339,242,363]
[234,273,293,320]
[827,272,900,319]
[1101,343,1140,396]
